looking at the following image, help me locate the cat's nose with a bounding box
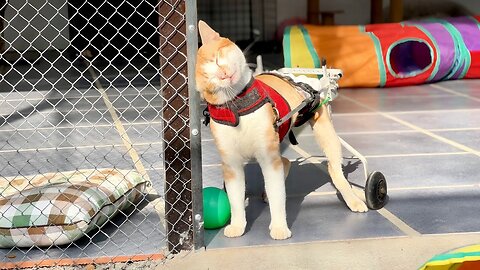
[219,73,232,80]
[218,70,234,81]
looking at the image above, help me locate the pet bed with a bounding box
[0,169,148,248]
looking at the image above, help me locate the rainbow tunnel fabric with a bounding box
[284,16,480,88]
[419,244,480,270]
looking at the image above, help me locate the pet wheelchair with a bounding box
[255,56,388,210]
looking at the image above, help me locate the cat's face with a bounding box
[195,21,250,104]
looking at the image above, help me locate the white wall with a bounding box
[4,0,69,52]
[277,0,480,26]
[276,0,307,23]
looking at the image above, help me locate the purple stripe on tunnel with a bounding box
[414,22,456,82]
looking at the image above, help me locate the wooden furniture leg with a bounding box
[307,0,320,24]
[390,0,403,22]
[370,0,383,23]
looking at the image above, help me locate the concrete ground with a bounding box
[164,79,480,270]
[3,52,480,269]
[160,233,480,270]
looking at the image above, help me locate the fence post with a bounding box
[0,0,6,55]
[185,0,204,251]
[159,0,203,254]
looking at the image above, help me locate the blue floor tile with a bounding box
[385,188,480,234]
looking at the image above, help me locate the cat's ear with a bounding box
[198,20,220,44]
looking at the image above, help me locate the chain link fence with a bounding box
[0,0,201,268]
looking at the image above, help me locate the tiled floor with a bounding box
[0,53,166,262]
[2,51,480,262]
[203,79,480,249]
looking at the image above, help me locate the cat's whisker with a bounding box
[226,86,240,109]
[224,88,236,111]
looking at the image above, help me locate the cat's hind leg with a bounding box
[309,106,368,212]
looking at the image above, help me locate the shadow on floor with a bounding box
[205,157,366,246]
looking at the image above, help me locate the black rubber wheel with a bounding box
[365,171,388,210]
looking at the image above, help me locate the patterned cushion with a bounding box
[0,169,148,248]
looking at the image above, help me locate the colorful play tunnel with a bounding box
[419,244,480,270]
[284,16,480,88]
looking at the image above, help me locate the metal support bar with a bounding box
[275,97,311,127]
[278,67,343,77]
[339,136,369,182]
[185,0,204,251]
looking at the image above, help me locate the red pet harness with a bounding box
[207,77,292,142]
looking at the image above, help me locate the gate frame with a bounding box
[160,0,204,254]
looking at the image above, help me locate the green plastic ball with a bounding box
[203,187,231,229]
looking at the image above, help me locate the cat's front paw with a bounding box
[345,195,368,213]
[224,224,246,238]
[270,226,292,240]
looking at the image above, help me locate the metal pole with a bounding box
[185,0,204,251]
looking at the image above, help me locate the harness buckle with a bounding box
[202,107,210,126]
[272,106,280,124]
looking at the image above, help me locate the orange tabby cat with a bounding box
[195,21,367,240]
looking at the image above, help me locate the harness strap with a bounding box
[288,131,299,145]
[204,77,292,142]
[258,72,324,128]
[275,96,313,127]
[203,72,329,145]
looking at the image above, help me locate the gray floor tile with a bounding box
[434,130,480,151]
[0,126,124,150]
[135,144,164,171]
[243,161,336,197]
[1,106,164,130]
[0,142,163,192]
[0,84,159,101]
[0,123,163,149]
[392,110,480,130]
[118,107,162,123]
[0,93,163,114]
[341,85,452,98]
[200,125,214,141]
[433,80,480,96]
[92,62,160,89]
[0,108,114,130]
[0,89,53,101]
[145,168,164,195]
[385,188,480,234]
[331,114,409,133]
[363,154,479,188]
[206,195,402,249]
[1,53,92,94]
[296,132,460,156]
[0,76,93,94]
[0,146,138,178]
[202,165,224,189]
[109,93,163,110]
[201,140,222,165]
[103,85,160,98]
[201,156,369,206]
[330,96,372,114]
[345,95,479,112]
